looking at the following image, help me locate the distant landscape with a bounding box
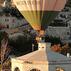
[0,0,71,71]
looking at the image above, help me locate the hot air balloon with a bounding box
[13,0,67,37]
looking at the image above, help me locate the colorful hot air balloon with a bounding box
[13,0,67,33]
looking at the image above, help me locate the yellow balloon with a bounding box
[13,0,67,31]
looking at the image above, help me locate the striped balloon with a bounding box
[13,0,67,31]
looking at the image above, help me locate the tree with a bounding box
[0,32,12,71]
[61,43,71,55]
[1,32,8,70]
[1,38,8,64]
[45,36,61,44]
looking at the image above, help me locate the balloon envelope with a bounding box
[13,0,67,31]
